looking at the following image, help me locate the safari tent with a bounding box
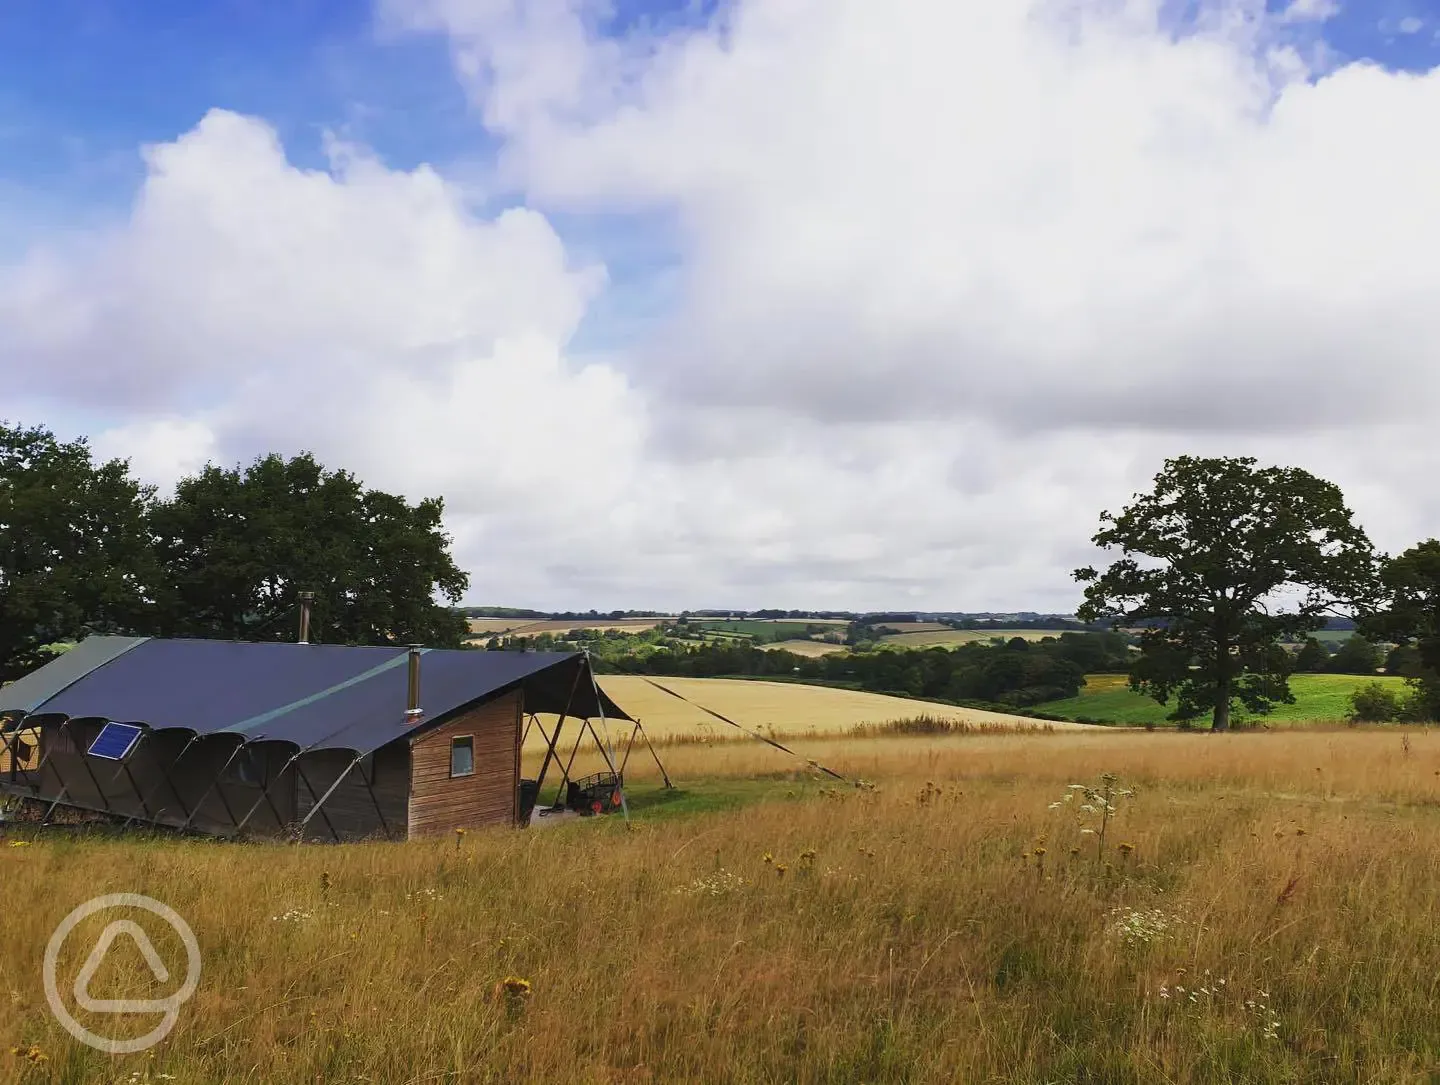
[0,636,632,842]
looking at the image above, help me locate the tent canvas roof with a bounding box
[0,637,628,754]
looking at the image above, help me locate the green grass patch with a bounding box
[618,778,821,821]
[1036,672,1409,726]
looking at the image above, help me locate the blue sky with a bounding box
[2,0,1436,230]
[0,0,1434,200]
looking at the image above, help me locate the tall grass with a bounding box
[4,729,1440,1083]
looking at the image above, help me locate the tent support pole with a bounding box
[231,748,308,838]
[529,718,564,806]
[635,718,673,789]
[536,663,586,808]
[0,726,20,782]
[618,722,639,775]
[71,732,117,816]
[135,734,199,826]
[28,721,90,823]
[117,733,155,822]
[584,651,628,822]
[294,758,343,843]
[358,760,394,841]
[182,741,248,832]
[41,787,70,826]
[296,755,364,841]
[552,719,589,808]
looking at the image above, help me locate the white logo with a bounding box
[43,894,202,1054]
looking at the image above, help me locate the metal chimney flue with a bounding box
[298,592,314,644]
[406,645,423,719]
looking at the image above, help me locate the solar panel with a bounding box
[87,722,144,761]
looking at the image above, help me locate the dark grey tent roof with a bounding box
[2,637,629,754]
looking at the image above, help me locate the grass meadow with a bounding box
[5,727,1440,1083]
[1037,673,1408,726]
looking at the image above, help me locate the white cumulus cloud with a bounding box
[6,1,1440,610]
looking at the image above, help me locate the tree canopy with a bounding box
[0,423,158,681]
[1292,637,1330,673]
[149,453,470,647]
[1074,456,1377,730]
[1362,540,1440,719]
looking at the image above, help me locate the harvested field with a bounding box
[530,675,1090,749]
[759,639,849,657]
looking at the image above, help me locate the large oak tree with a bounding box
[149,452,470,647]
[1074,456,1377,730]
[1362,540,1440,720]
[0,423,158,681]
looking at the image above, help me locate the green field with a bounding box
[1036,672,1408,725]
[688,619,831,640]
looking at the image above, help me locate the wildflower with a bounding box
[762,851,774,865]
[774,863,788,877]
[9,1044,47,1064]
[675,870,746,897]
[1032,846,1047,857]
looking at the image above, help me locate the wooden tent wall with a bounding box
[407,689,522,838]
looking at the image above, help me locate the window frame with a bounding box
[449,735,475,779]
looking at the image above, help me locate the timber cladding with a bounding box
[407,690,521,838]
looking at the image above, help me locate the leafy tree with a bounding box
[0,423,158,681]
[1293,637,1330,673]
[1363,540,1440,720]
[1074,456,1378,731]
[149,452,469,647]
[1325,634,1380,675]
[1349,681,1402,723]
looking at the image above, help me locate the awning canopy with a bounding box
[0,637,628,754]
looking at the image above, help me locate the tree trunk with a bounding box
[1213,662,1232,732]
[1212,693,1231,732]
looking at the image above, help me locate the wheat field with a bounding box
[4,728,1440,1083]
[571,675,1082,746]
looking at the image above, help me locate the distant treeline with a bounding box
[457,607,670,620]
[583,632,1135,707]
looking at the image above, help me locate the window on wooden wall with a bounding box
[449,736,475,778]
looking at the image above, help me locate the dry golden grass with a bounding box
[6,729,1440,1083]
